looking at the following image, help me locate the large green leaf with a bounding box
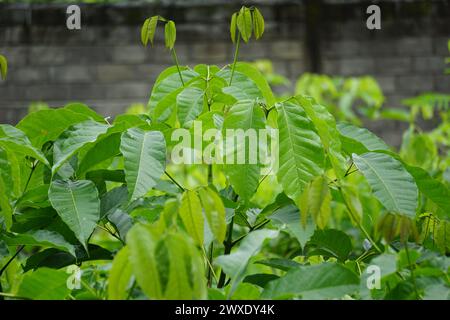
[127,223,162,298]
[16,107,94,148]
[48,180,100,250]
[18,268,70,300]
[276,101,325,201]
[108,246,133,300]
[352,152,418,218]
[1,230,75,256]
[296,96,346,178]
[262,263,359,299]
[338,123,390,155]
[215,229,278,297]
[52,120,109,174]
[222,100,265,201]
[198,187,227,243]
[405,165,450,218]
[179,190,204,246]
[0,125,49,167]
[120,128,166,201]
[177,86,205,126]
[306,229,352,262]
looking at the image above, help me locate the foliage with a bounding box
[0,7,449,301]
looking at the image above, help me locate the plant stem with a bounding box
[171,48,185,86]
[204,244,217,287]
[165,170,185,191]
[338,187,382,253]
[217,217,234,288]
[229,34,241,86]
[23,161,37,193]
[0,245,25,277]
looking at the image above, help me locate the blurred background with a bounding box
[0,0,449,146]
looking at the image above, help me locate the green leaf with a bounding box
[164,20,176,50]
[252,8,265,40]
[435,220,450,254]
[236,7,252,42]
[120,128,166,201]
[48,180,100,251]
[18,268,70,300]
[230,12,238,43]
[262,263,359,299]
[276,101,325,201]
[215,229,278,297]
[141,16,158,46]
[306,229,352,262]
[296,96,346,178]
[0,125,50,167]
[108,246,133,300]
[1,230,75,256]
[108,209,133,241]
[198,187,226,243]
[338,123,390,155]
[0,54,7,80]
[161,233,208,299]
[223,100,266,201]
[299,176,331,229]
[64,103,105,122]
[52,120,109,175]
[16,107,94,149]
[352,152,418,218]
[179,190,204,246]
[77,132,121,175]
[256,258,301,272]
[127,224,162,298]
[177,87,205,126]
[405,165,450,217]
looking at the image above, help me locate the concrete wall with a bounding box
[0,0,449,145]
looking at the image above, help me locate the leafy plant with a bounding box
[0,7,448,301]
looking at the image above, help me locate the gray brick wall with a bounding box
[0,0,449,148]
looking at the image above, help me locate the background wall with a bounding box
[0,0,449,144]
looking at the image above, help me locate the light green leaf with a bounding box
[296,96,346,178]
[127,224,162,299]
[405,165,450,217]
[230,12,237,43]
[276,101,325,201]
[262,263,359,299]
[352,152,418,218]
[0,54,7,80]
[108,246,133,300]
[236,7,252,42]
[16,107,93,149]
[120,128,166,201]
[0,125,49,167]
[164,20,176,50]
[18,268,70,300]
[223,100,265,201]
[141,16,158,46]
[252,8,265,39]
[198,187,226,243]
[48,180,100,251]
[179,190,204,246]
[338,123,390,155]
[215,229,278,297]
[52,120,109,175]
[299,176,331,229]
[177,86,205,126]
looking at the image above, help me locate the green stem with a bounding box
[171,48,185,86]
[23,161,37,193]
[217,217,234,288]
[229,34,241,86]
[339,187,382,253]
[165,171,185,192]
[0,245,25,277]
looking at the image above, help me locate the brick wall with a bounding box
[0,0,449,145]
